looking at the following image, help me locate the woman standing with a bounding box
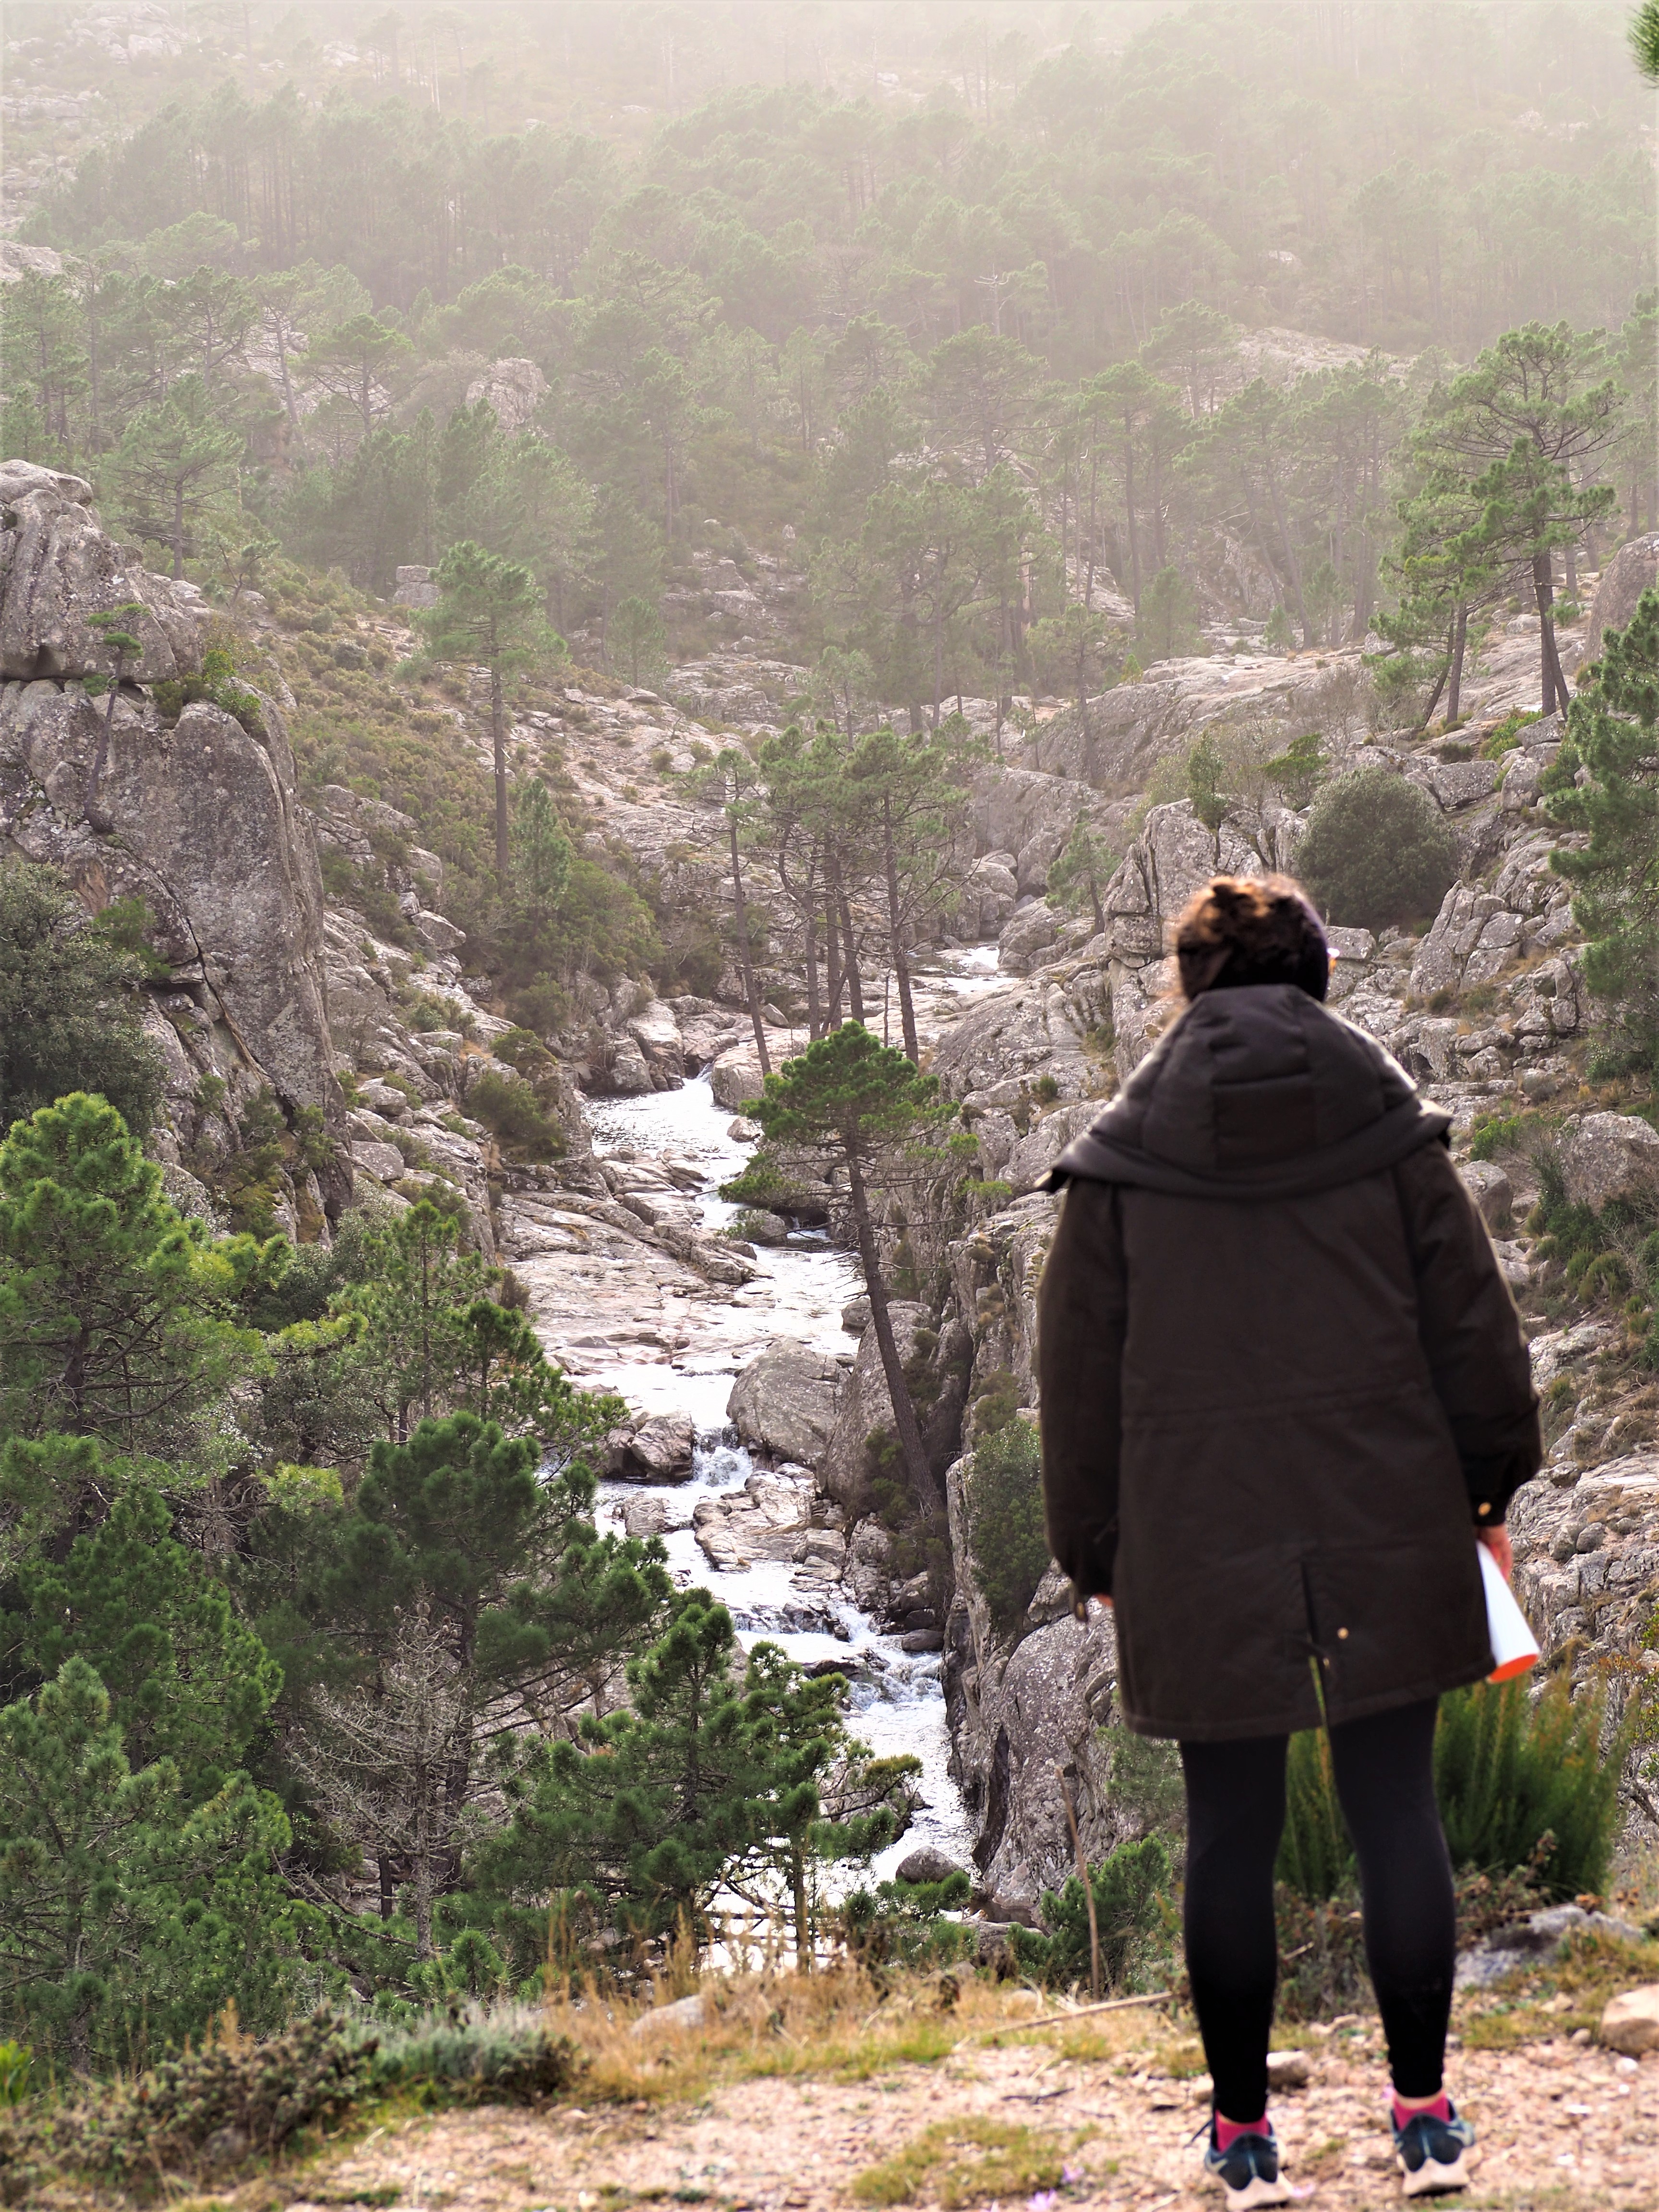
[1039,876,1539,2208]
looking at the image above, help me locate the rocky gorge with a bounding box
[5,458,1659,1941]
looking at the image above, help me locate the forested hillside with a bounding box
[5,0,1654,699]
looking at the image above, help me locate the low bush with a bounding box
[0,2005,582,2203]
[1480,708,1543,759]
[468,1069,564,1159]
[1436,1674,1623,1898]
[965,1419,1051,1636]
[1524,1145,1659,1363]
[1276,1675,1627,1918]
[1295,767,1458,931]
[837,1872,975,1975]
[0,2010,370,2201]
[1010,1836,1173,1991]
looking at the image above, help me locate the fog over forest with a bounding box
[2,2,1659,2188]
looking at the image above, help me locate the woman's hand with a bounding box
[1477,1525,1514,1583]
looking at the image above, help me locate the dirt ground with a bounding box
[263,2022,1659,2212]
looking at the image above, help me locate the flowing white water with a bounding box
[573,953,1009,1885]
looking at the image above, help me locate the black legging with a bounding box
[1180,1698,1455,2121]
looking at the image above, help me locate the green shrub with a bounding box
[1262,731,1328,810]
[837,1871,975,1973]
[1525,1145,1659,1364]
[1106,1730,1186,1849]
[1480,708,1543,759]
[1272,1883,1371,2021]
[370,2004,581,2102]
[1295,767,1458,931]
[0,2044,29,2107]
[0,2006,580,2200]
[966,1419,1051,1635]
[1277,1729,1353,1902]
[1277,1676,1626,1912]
[1435,1675,1623,1899]
[1009,1837,1172,1991]
[0,2011,371,2196]
[469,1069,564,1159]
[148,643,266,738]
[0,861,165,1138]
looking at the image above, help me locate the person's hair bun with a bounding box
[1171,874,1330,1003]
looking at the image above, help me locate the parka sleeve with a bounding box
[1393,1138,1541,1525]
[1037,1177,1127,1596]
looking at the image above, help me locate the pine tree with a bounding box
[0,1657,298,2068]
[0,862,163,1137]
[108,373,241,578]
[299,311,415,440]
[274,1410,659,1944]
[11,1488,281,1803]
[1048,820,1118,935]
[1411,325,1623,714]
[420,540,562,884]
[0,1094,275,1538]
[691,747,775,1074]
[739,1026,961,1508]
[848,723,978,1061]
[1545,584,1659,1068]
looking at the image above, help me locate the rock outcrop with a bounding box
[728,1341,846,1467]
[0,464,351,1210]
[1587,532,1659,653]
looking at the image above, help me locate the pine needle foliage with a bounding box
[1276,1677,1624,1906]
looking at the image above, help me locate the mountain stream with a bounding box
[572,953,1007,1889]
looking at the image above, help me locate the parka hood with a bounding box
[1047,983,1449,1202]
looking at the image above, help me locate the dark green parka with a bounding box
[1037,983,1540,1743]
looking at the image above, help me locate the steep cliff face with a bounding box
[0,460,350,1211]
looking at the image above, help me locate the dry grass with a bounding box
[1459,1928,1659,2050]
[538,1965,1162,2109]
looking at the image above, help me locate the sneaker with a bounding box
[1201,2119,1290,2210]
[1393,2100,1476,2197]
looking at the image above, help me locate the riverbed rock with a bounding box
[727,1341,844,1467]
[931,962,1112,1109]
[619,1495,676,1539]
[997,902,1060,975]
[709,1029,798,1109]
[1559,1113,1659,1213]
[603,1411,697,1482]
[693,1470,815,1570]
[895,1847,968,1887]
[626,998,686,1089]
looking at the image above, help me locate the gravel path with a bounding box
[277,2027,1659,2211]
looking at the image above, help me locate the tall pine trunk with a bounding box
[490,662,509,885]
[880,798,919,1062]
[728,811,771,1076]
[803,911,823,1040]
[1446,602,1469,725]
[1533,550,1567,715]
[838,884,866,1022]
[845,1150,935,1507]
